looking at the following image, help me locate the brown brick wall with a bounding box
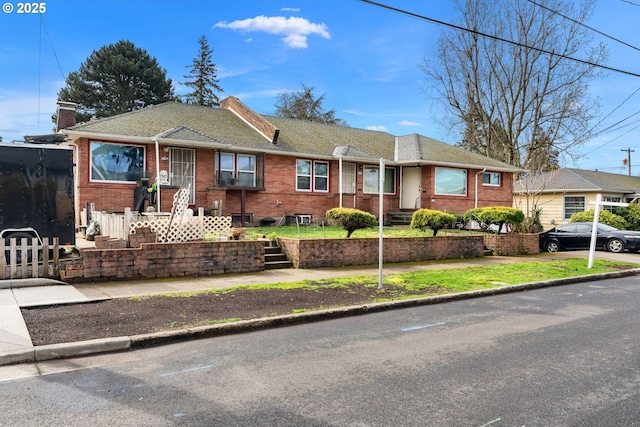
[483,234,540,256]
[70,138,514,226]
[419,167,514,216]
[220,97,279,141]
[60,240,264,283]
[279,236,485,268]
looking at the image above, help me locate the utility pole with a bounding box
[621,148,634,176]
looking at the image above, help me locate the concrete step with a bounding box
[265,260,294,270]
[263,242,293,270]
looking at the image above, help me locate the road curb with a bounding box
[7,268,640,365]
[0,348,35,366]
[34,337,131,362]
[0,278,68,290]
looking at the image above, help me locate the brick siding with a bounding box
[71,138,515,226]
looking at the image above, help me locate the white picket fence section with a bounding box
[0,237,60,279]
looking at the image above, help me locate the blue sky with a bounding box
[1,0,639,173]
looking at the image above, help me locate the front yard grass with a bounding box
[247,224,474,239]
[158,258,639,302]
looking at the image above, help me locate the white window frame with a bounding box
[169,147,196,204]
[563,195,585,219]
[313,161,329,192]
[237,154,256,187]
[296,159,329,192]
[435,167,467,196]
[90,141,145,184]
[482,172,501,187]
[603,195,622,213]
[219,152,256,187]
[363,165,396,194]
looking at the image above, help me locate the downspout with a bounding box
[339,157,343,208]
[68,142,80,229]
[154,137,161,212]
[475,168,486,208]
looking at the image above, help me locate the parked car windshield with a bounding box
[597,224,618,232]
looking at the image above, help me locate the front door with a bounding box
[401,166,421,209]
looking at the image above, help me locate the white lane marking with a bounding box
[160,364,214,377]
[478,418,502,427]
[402,322,447,332]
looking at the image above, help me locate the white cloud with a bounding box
[367,125,387,132]
[399,120,421,126]
[281,7,300,12]
[214,16,330,48]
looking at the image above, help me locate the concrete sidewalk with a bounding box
[1,251,638,366]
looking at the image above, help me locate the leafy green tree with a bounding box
[326,208,377,238]
[410,208,457,236]
[274,84,349,126]
[570,210,627,230]
[56,40,175,123]
[182,35,224,107]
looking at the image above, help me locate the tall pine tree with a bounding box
[182,35,224,107]
[56,40,175,123]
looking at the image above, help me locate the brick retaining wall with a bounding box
[60,240,264,283]
[482,234,539,256]
[279,235,486,269]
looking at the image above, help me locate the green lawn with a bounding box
[159,258,639,302]
[245,224,474,239]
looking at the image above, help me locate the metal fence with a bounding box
[0,237,61,280]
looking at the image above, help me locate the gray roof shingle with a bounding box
[65,101,522,171]
[514,168,640,194]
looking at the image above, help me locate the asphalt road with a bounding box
[0,275,639,426]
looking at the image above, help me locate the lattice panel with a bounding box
[128,183,234,243]
[203,216,233,237]
[165,186,192,243]
[130,216,233,242]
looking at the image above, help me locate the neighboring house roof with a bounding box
[514,168,640,195]
[64,101,523,171]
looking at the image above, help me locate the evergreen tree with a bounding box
[274,84,348,126]
[182,35,224,107]
[56,40,175,123]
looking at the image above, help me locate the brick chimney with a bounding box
[56,101,77,131]
[220,96,279,143]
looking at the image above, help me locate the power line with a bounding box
[583,122,640,156]
[525,0,640,53]
[360,0,640,78]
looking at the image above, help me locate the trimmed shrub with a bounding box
[464,206,525,234]
[570,209,627,229]
[616,204,640,231]
[410,208,457,236]
[326,208,378,238]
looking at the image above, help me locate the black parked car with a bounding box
[539,222,640,253]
